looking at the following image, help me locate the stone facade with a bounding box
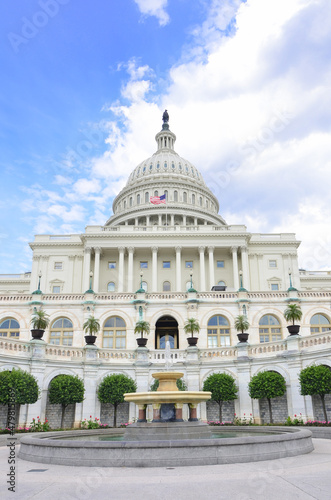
[0,115,330,427]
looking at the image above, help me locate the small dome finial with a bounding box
[162,109,169,130]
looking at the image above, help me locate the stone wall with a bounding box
[100,402,130,427]
[259,393,288,424]
[0,404,20,429]
[312,394,331,421]
[206,400,235,422]
[45,401,75,429]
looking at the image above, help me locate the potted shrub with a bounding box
[83,316,100,345]
[134,320,150,347]
[234,314,250,343]
[184,318,200,346]
[30,309,50,340]
[284,304,302,335]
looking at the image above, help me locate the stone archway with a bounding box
[155,316,179,349]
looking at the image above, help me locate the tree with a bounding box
[83,316,100,335]
[150,377,187,392]
[284,304,302,325]
[48,375,85,429]
[0,369,40,427]
[184,318,200,338]
[249,371,286,423]
[299,365,331,422]
[30,309,50,330]
[203,373,238,423]
[97,374,137,427]
[234,315,249,334]
[134,320,150,338]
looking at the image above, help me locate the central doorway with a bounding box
[155,316,179,349]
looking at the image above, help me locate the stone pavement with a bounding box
[1,439,331,500]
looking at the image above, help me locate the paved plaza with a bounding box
[1,439,331,500]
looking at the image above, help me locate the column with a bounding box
[41,256,49,292]
[257,253,265,290]
[171,214,174,226]
[199,246,206,291]
[118,247,125,292]
[231,246,239,290]
[182,215,186,226]
[146,215,150,226]
[128,247,134,292]
[194,217,197,226]
[83,247,92,291]
[135,217,138,226]
[93,247,101,293]
[152,404,161,422]
[30,256,41,293]
[138,404,147,423]
[241,245,250,290]
[158,214,162,225]
[152,246,158,292]
[208,246,215,290]
[175,246,182,291]
[68,255,75,292]
[175,403,184,422]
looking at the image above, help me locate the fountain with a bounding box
[18,349,314,467]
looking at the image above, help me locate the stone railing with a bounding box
[146,293,188,300]
[96,293,136,301]
[98,349,136,360]
[197,292,238,299]
[249,340,288,356]
[298,291,331,298]
[247,292,288,299]
[42,295,86,301]
[45,346,84,358]
[199,348,237,359]
[149,349,186,363]
[299,331,331,349]
[0,339,31,353]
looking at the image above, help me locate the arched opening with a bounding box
[155,316,179,349]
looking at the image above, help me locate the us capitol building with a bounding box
[0,112,330,427]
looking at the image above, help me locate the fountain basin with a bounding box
[18,427,314,467]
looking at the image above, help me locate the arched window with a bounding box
[124,200,126,209]
[0,318,20,338]
[107,282,115,292]
[183,192,187,203]
[206,200,209,208]
[103,316,126,348]
[142,281,148,292]
[192,194,195,204]
[310,314,331,334]
[154,190,158,196]
[145,192,149,203]
[199,197,202,206]
[163,281,171,291]
[207,315,230,347]
[174,190,178,202]
[50,318,73,346]
[259,315,282,343]
[164,190,168,200]
[130,197,133,207]
[137,194,140,205]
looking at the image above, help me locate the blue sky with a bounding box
[1,0,331,274]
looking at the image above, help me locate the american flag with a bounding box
[150,194,166,205]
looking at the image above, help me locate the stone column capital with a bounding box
[127,246,135,254]
[84,247,92,254]
[118,246,125,253]
[208,246,215,253]
[231,246,238,253]
[175,246,182,253]
[198,246,205,253]
[240,245,248,253]
[151,246,158,253]
[94,246,102,254]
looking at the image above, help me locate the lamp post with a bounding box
[37,271,42,291]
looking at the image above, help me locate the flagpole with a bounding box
[165,192,168,227]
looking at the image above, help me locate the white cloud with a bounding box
[133,0,169,26]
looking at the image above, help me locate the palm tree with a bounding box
[184,318,200,338]
[284,304,302,325]
[134,320,150,339]
[83,316,100,335]
[234,315,249,334]
[30,309,50,330]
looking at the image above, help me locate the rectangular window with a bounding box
[108,262,116,269]
[140,261,148,269]
[52,286,60,293]
[269,260,277,268]
[54,262,63,270]
[185,261,193,268]
[217,260,224,268]
[271,284,279,290]
[163,261,170,268]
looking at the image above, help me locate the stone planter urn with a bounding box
[287,325,300,335]
[237,333,249,343]
[187,337,198,346]
[31,329,45,340]
[85,335,97,345]
[136,338,148,347]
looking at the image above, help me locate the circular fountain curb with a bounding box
[18,426,314,467]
